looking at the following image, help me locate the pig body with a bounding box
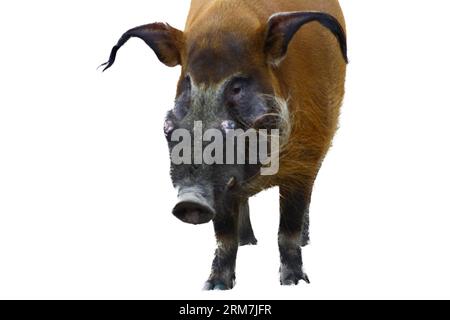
[102,0,347,289]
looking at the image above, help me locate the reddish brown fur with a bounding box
[101,0,347,289]
[179,0,346,195]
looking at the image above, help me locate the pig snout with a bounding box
[172,188,215,225]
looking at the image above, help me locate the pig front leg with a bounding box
[204,207,239,290]
[278,186,311,286]
[238,200,258,246]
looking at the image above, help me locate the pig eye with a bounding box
[232,84,242,95]
[226,77,249,104]
[225,77,270,128]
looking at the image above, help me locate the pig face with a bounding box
[164,74,281,225]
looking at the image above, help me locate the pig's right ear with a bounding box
[264,12,348,66]
[100,23,184,71]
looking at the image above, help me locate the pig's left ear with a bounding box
[100,23,184,71]
[264,11,348,65]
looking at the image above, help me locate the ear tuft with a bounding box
[265,11,348,66]
[100,22,184,71]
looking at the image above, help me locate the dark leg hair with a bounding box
[204,206,239,290]
[300,209,310,247]
[238,200,258,246]
[279,186,311,285]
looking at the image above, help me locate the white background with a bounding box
[0,0,449,300]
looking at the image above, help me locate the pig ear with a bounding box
[100,23,184,71]
[264,11,348,65]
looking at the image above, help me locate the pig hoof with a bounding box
[203,279,233,291]
[239,236,258,246]
[280,267,310,286]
